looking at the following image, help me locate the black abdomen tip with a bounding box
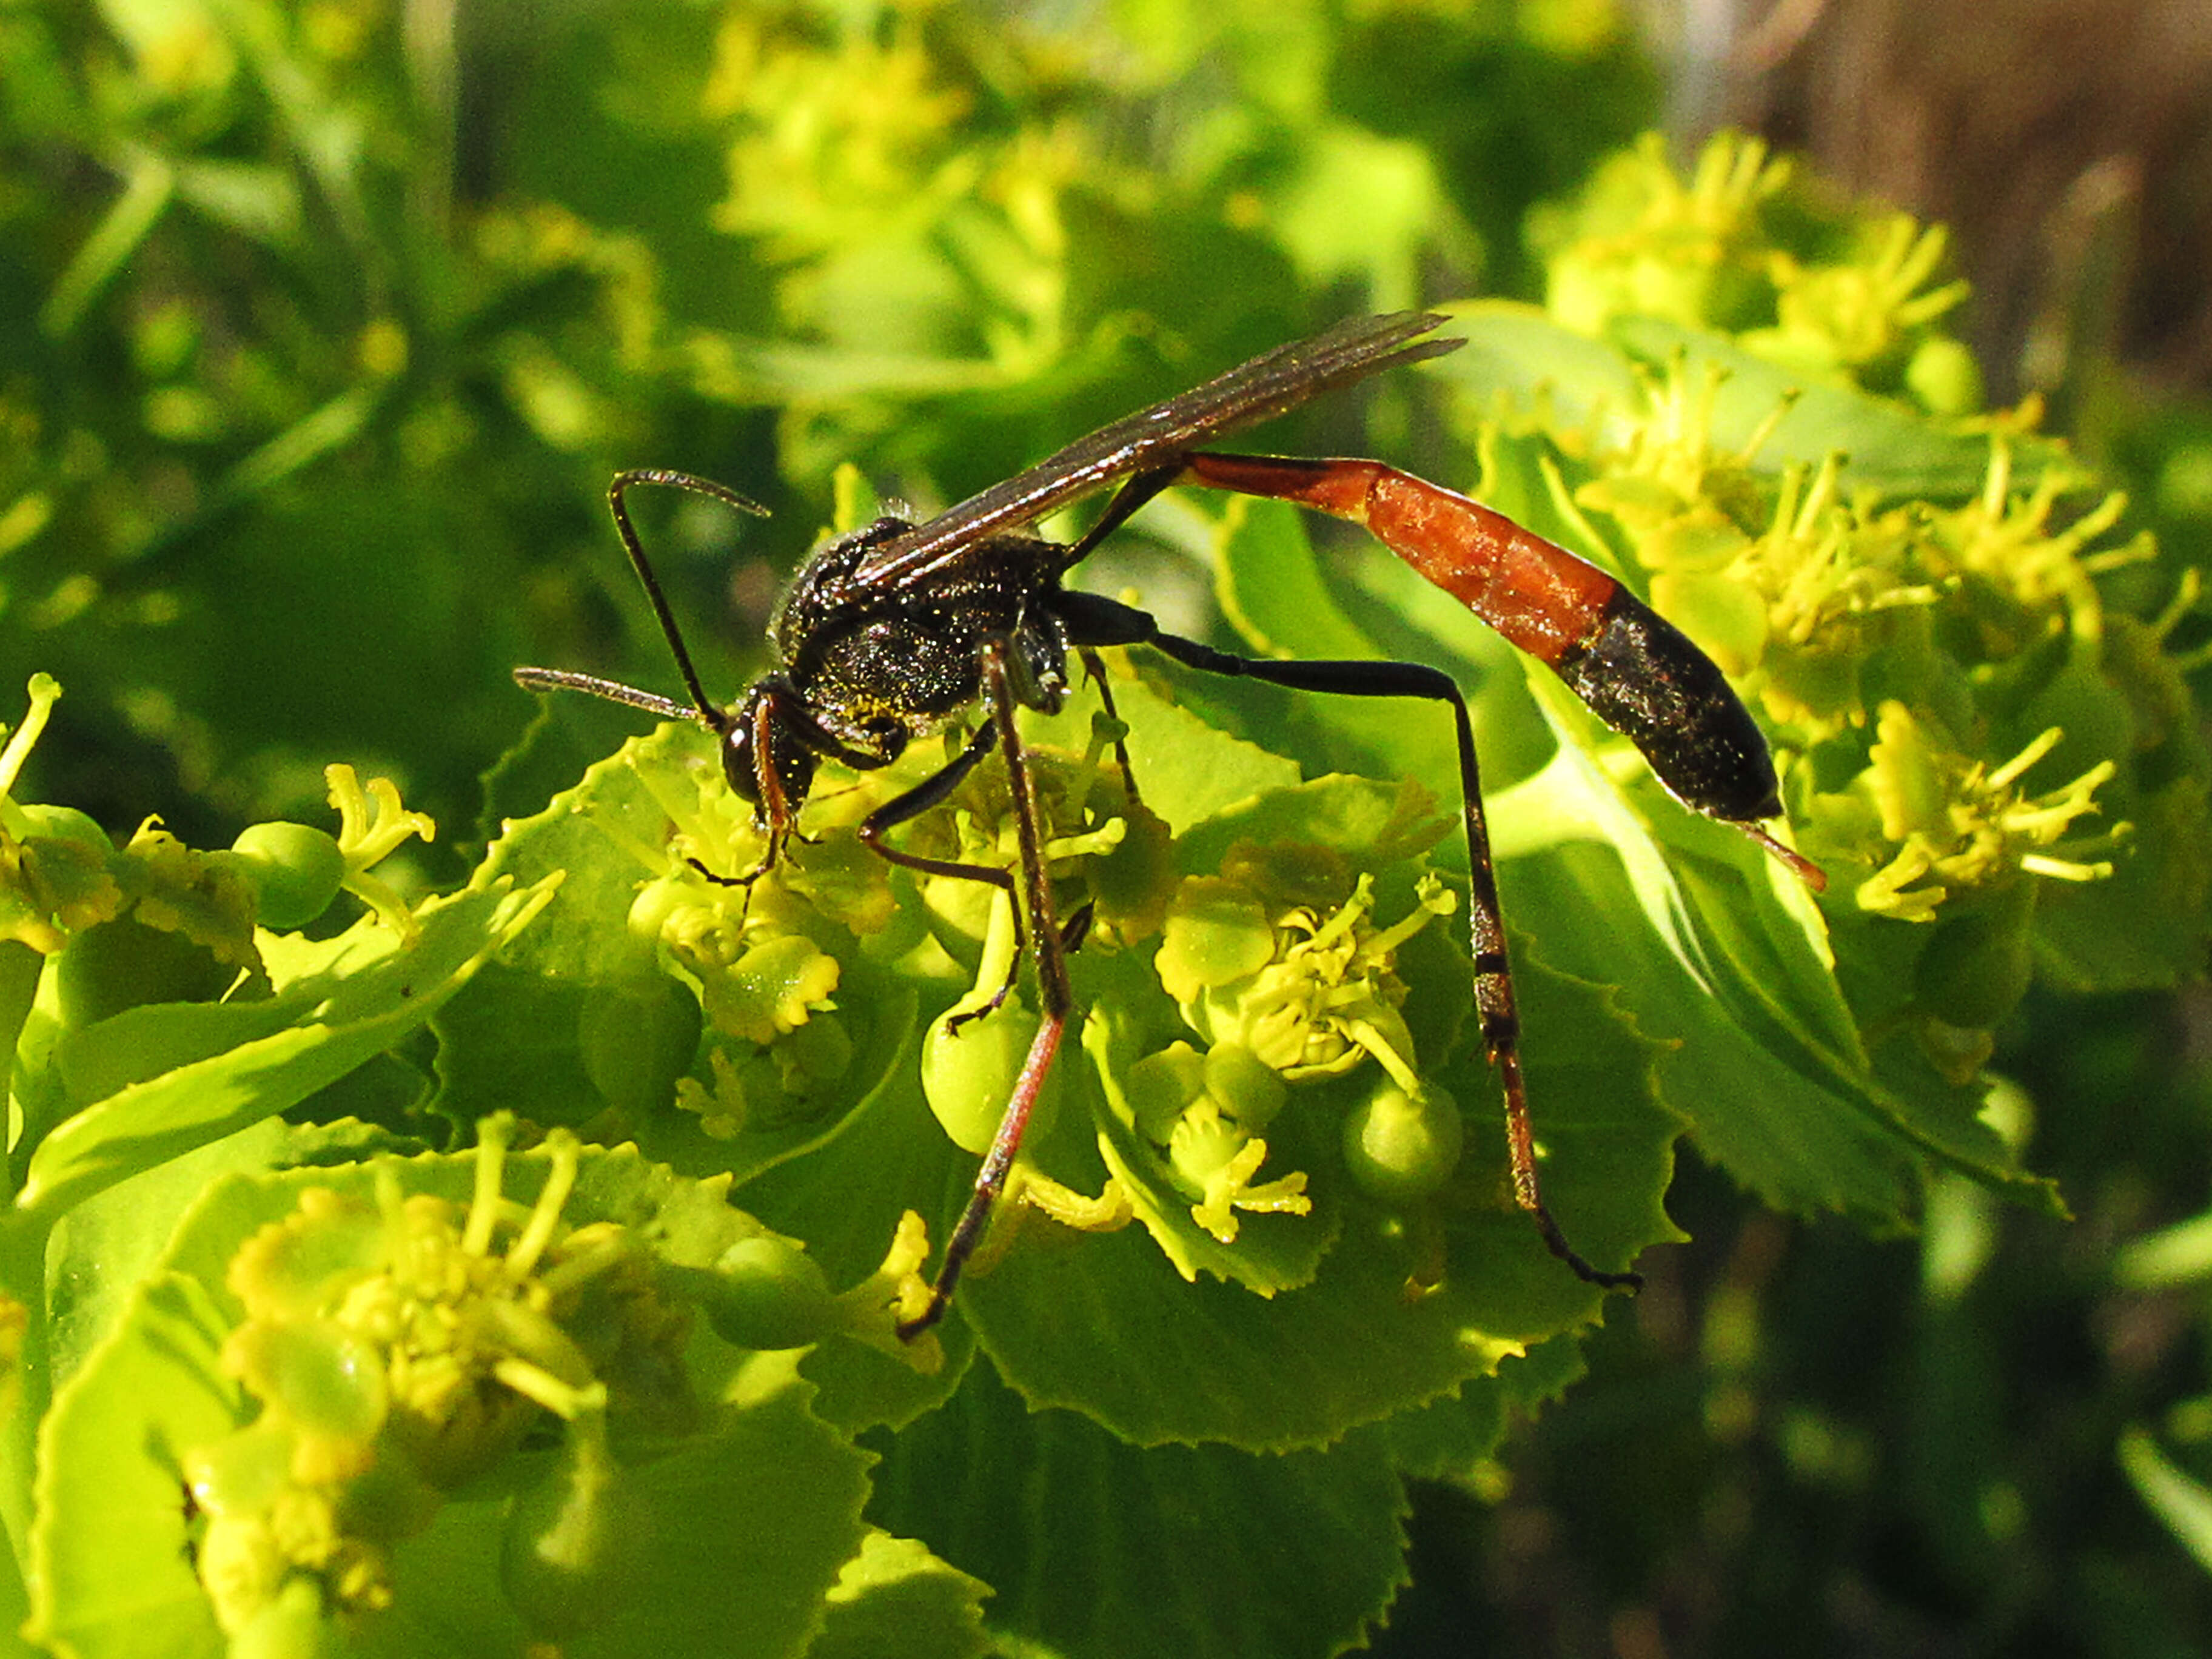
[1552,591,1781,824]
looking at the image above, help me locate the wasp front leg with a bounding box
[854,716,1024,1036]
[896,639,1077,1339]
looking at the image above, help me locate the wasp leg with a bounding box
[1057,591,1640,1293]
[899,638,1075,1339]
[850,719,1036,1037]
[1060,899,1097,954]
[1062,464,1183,567]
[1076,646,1144,809]
[1057,466,1186,811]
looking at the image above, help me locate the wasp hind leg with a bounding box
[1057,591,1641,1293]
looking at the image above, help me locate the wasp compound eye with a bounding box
[720,708,763,808]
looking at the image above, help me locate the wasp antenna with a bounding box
[606,470,771,728]
[512,665,702,725]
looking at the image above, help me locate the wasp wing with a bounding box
[852,310,1463,594]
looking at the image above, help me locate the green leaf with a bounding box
[453,726,954,1429]
[805,1532,991,1659]
[1205,486,1563,819]
[1022,674,1305,835]
[1430,300,1646,441]
[960,951,1678,1449]
[2119,1426,2212,1577]
[1217,497,1382,663]
[45,1114,291,1389]
[1429,301,2082,502]
[564,1359,874,1659]
[25,1273,237,1659]
[354,1361,872,1659]
[729,1017,977,1436]
[868,1357,1411,1659]
[466,722,706,980]
[1208,499,1478,800]
[18,880,555,1224]
[1081,989,1342,1298]
[1377,1332,1590,1483]
[1486,726,2051,1220]
[36,1141,877,1659]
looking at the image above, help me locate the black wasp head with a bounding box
[720,679,818,856]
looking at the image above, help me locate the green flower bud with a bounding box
[229,822,347,930]
[17,803,110,853]
[227,1577,340,1659]
[699,933,840,1045]
[197,1512,287,1635]
[578,978,703,1119]
[224,1319,387,1445]
[1082,796,1176,943]
[624,874,696,951]
[501,1426,646,1640]
[183,1419,297,1520]
[1168,1101,1248,1195]
[1124,1044,1207,1144]
[226,1189,385,1321]
[1202,1041,1287,1131]
[702,1235,839,1351]
[332,1445,445,1545]
[2,814,123,952]
[920,999,1054,1156]
[1342,1081,1465,1203]
[1156,879,1275,1004]
[1912,879,2036,1030]
[769,1011,854,1093]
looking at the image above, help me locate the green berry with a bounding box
[1904,335,1984,416]
[230,822,347,929]
[18,803,112,853]
[920,998,1054,1156]
[501,1427,645,1639]
[1342,1081,1464,1203]
[702,1235,837,1351]
[578,979,703,1118]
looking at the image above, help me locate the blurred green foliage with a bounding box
[0,0,1652,853]
[4,1,2212,1655]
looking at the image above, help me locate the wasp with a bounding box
[518,312,1821,1337]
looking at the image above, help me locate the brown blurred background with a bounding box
[1663,0,2212,407]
